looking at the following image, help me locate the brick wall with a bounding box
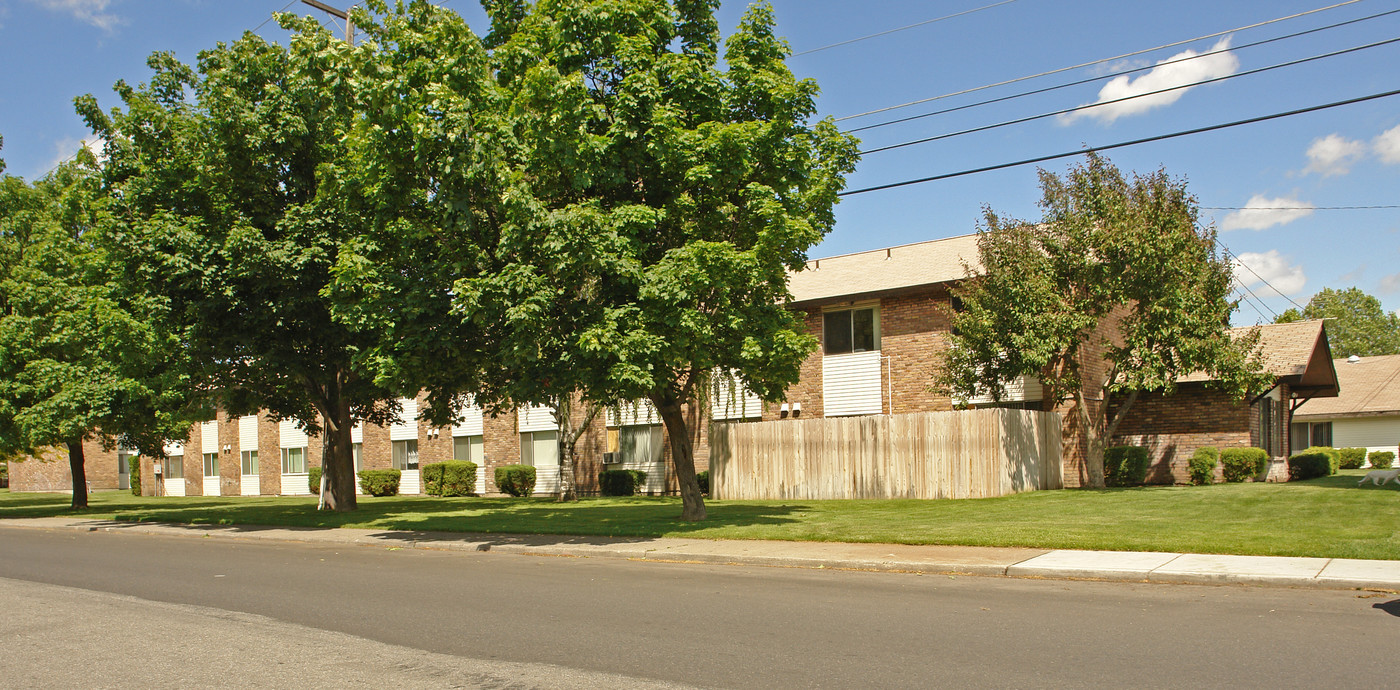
[1112,385,1253,484]
[6,438,124,493]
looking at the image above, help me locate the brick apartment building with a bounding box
[8,234,1331,495]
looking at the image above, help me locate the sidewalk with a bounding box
[6,516,1400,590]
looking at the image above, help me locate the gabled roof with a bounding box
[787,234,981,306]
[1294,353,1400,420]
[1180,320,1339,397]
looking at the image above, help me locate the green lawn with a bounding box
[3,471,1398,559]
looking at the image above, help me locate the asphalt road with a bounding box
[1,526,1396,689]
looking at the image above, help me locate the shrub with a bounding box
[357,469,401,497]
[1187,447,1218,486]
[423,461,477,497]
[1369,450,1396,469]
[1103,446,1150,487]
[1298,446,1340,475]
[599,469,641,496]
[495,464,536,497]
[1338,447,1367,470]
[1221,447,1268,483]
[309,466,322,495]
[696,470,710,495]
[1287,451,1331,481]
[128,456,141,496]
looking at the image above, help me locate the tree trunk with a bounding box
[318,381,357,511]
[651,394,706,521]
[67,439,88,510]
[1074,390,1105,489]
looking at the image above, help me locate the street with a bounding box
[1,525,1395,688]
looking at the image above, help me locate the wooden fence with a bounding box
[710,409,1062,500]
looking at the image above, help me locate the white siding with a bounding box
[200,420,219,454]
[968,375,1044,405]
[391,398,418,441]
[164,477,185,497]
[282,477,311,496]
[240,475,260,496]
[400,469,421,495]
[453,399,484,437]
[532,465,561,495]
[822,351,883,417]
[238,416,258,451]
[163,440,184,456]
[518,405,556,433]
[1332,416,1400,461]
[711,372,763,420]
[279,420,308,448]
[351,421,363,444]
[475,471,487,495]
[203,476,220,496]
[607,400,659,427]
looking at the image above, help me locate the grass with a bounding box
[3,470,1398,560]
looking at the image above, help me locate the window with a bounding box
[281,447,306,474]
[1257,397,1275,456]
[619,426,663,464]
[203,452,219,478]
[352,443,363,473]
[165,455,184,479]
[454,435,483,464]
[241,450,258,475]
[823,306,879,355]
[520,430,558,467]
[392,439,419,470]
[1311,422,1332,447]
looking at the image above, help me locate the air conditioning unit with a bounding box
[602,452,621,464]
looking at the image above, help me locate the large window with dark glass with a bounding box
[823,307,879,355]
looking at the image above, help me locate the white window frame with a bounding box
[822,303,881,355]
[281,447,307,475]
[240,450,259,476]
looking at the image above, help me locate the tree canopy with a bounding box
[940,153,1267,488]
[1275,287,1400,357]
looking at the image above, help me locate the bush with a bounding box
[1297,446,1340,475]
[128,456,141,496]
[1221,447,1268,483]
[495,464,536,497]
[1103,446,1150,487]
[1287,451,1331,481]
[1369,450,1396,469]
[1338,447,1367,470]
[357,469,401,497]
[423,461,477,497]
[1187,447,1218,486]
[599,469,640,496]
[309,466,322,495]
[696,470,710,495]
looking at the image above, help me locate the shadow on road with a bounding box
[1371,600,1400,617]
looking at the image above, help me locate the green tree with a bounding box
[330,0,858,520]
[940,154,1269,488]
[78,20,408,511]
[0,153,188,509]
[1275,287,1400,357]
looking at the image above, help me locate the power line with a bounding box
[1216,237,1306,312]
[835,0,1364,122]
[252,1,300,34]
[837,86,1400,196]
[794,0,1019,56]
[844,6,1400,135]
[858,35,1400,156]
[1233,277,1280,321]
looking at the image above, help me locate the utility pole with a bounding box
[300,0,354,45]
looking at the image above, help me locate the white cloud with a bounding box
[1376,123,1400,165]
[42,137,103,175]
[1219,195,1315,231]
[1379,273,1400,295]
[27,0,123,32]
[1232,250,1306,296]
[1061,37,1238,125]
[1302,133,1365,177]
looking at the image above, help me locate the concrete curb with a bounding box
[5,517,1399,591]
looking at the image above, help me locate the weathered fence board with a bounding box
[710,409,1062,500]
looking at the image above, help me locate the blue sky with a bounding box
[2,0,1397,325]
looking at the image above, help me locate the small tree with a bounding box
[940,154,1269,488]
[1275,287,1400,357]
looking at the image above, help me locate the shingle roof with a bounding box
[1179,320,1336,394]
[787,234,982,305]
[1294,354,1400,419]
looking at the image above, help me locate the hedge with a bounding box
[423,461,477,497]
[1221,447,1268,483]
[128,456,141,496]
[1104,446,1150,487]
[1297,446,1340,475]
[1338,447,1368,470]
[1370,450,1397,469]
[357,469,401,497]
[495,464,536,497]
[599,469,648,496]
[309,466,322,495]
[696,470,710,495]
[1187,447,1218,486]
[1288,451,1332,481]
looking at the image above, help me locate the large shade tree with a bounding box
[77,19,420,510]
[1275,287,1400,357]
[940,154,1268,488]
[0,152,188,508]
[330,0,858,520]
